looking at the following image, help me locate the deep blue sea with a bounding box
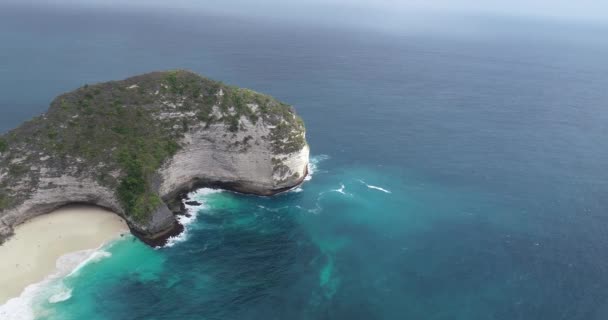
[1,4,608,320]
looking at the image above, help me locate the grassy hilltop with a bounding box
[0,70,306,222]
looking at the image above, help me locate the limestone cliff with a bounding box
[0,70,309,245]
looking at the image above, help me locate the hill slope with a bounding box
[0,70,309,244]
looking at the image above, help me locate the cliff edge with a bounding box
[0,70,309,245]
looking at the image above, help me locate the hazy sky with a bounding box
[4,0,608,36]
[9,0,607,24]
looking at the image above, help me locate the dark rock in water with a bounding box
[0,70,309,246]
[176,211,192,218]
[185,201,202,206]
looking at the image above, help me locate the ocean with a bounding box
[1,3,608,319]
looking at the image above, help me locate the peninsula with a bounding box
[0,70,309,246]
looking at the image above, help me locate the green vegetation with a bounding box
[43,100,181,221]
[110,121,179,222]
[165,71,182,94]
[116,151,164,222]
[8,163,28,176]
[1,72,189,219]
[0,70,306,220]
[0,194,9,210]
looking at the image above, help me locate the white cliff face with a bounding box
[0,175,123,241]
[159,117,309,198]
[0,171,177,243]
[0,71,310,245]
[0,124,309,242]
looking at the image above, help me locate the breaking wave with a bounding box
[306,154,329,181]
[68,250,112,277]
[165,155,330,246]
[331,183,352,196]
[164,188,224,248]
[358,179,391,193]
[47,287,72,304]
[0,243,118,320]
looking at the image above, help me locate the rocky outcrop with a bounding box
[0,71,309,245]
[158,121,309,199]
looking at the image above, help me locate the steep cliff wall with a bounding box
[0,71,309,245]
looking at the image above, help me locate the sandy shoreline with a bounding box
[0,206,128,305]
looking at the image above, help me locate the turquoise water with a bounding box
[35,157,530,319]
[2,3,608,319]
[30,155,608,319]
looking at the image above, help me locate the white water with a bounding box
[305,154,329,181]
[47,287,72,304]
[332,183,348,195]
[68,250,112,277]
[165,156,330,247]
[0,244,116,320]
[358,179,391,193]
[163,188,224,248]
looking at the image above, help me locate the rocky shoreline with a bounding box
[0,70,310,247]
[147,167,308,247]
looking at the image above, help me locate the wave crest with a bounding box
[163,188,224,248]
[306,154,330,181]
[358,179,391,193]
[47,287,72,304]
[0,244,117,320]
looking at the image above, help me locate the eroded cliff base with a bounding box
[0,70,310,246]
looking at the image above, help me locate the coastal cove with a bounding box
[0,206,128,306]
[0,71,310,247]
[1,3,608,319]
[0,69,311,319]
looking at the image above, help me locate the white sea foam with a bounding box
[0,244,116,320]
[163,188,224,248]
[47,286,72,304]
[163,236,184,248]
[0,280,41,320]
[68,250,112,277]
[275,184,304,195]
[331,183,352,196]
[166,156,327,245]
[308,182,353,214]
[189,187,224,199]
[257,205,293,213]
[305,161,314,181]
[333,183,347,194]
[358,179,391,193]
[305,154,329,181]
[308,201,323,214]
[163,212,196,248]
[366,185,391,193]
[306,191,326,214]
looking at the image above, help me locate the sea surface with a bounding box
[1,4,608,320]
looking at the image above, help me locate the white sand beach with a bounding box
[0,206,128,304]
